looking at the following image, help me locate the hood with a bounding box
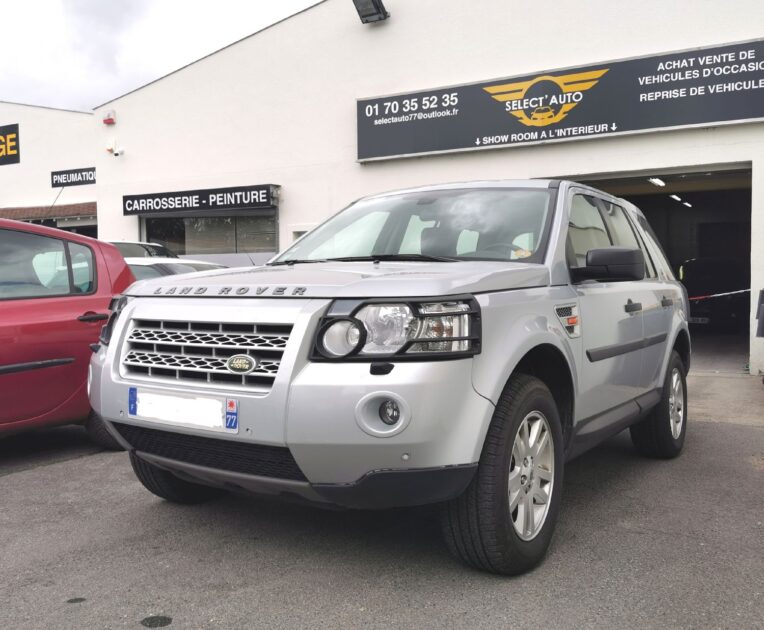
[124,261,550,298]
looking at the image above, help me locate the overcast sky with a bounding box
[0,0,320,111]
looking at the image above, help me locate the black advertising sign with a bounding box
[123,184,278,217]
[357,39,764,161]
[0,123,20,165]
[51,167,96,187]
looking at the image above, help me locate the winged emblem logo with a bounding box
[484,68,609,127]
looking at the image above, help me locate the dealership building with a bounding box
[1,0,763,371]
[0,102,97,236]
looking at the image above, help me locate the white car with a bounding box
[126,257,226,281]
[110,241,180,259]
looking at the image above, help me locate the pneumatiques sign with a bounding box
[51,167,96,187]
[123,184,278,217]
[357,39,764,161]
[0,123,20,165]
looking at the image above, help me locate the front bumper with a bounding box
[120,441,477,509]
[103,420,477,508]
[89,297,494,506]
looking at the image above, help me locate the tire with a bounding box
[441,374,564,575]
[129,452,226,504]
[84,412,124,451]
[630,350,687,459]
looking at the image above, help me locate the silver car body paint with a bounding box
[90,180,689,499]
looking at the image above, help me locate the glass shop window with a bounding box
[145,214,278,255]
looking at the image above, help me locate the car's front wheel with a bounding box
[129,452,226,504]
[441,374,564,575]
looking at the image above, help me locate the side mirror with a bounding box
[570,247,645,283]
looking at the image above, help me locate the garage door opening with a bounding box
[575,166,752,374]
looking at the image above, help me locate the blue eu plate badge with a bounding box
[128,387,137,416]
[225,399,239,431]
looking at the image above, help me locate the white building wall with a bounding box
[0,101,96,208]
[91,0,764,370]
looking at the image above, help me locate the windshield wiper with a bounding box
[268,259,329,266]
[325,254,459,263]
[269,253,459,266]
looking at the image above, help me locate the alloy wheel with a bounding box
[508,411,554,541]
[668,368,684,439]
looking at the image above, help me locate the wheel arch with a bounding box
[511,344,576,450]
[672,328,691,373]
[472,328,578,454]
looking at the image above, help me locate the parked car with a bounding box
[110,241,179,258]
[678,257,750,331]
[0,219,134,448]
[91,180,690,574]
[126,257,227,280]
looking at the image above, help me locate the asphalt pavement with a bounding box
[1,339,762,629]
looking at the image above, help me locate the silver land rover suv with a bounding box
[90,180,690,575]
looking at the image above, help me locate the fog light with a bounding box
[379,399,400,425]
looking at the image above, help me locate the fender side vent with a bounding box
[555,304,581,338]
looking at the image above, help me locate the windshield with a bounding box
[165,262,225,273]
[273,188,553,264]
[129,264,165,280]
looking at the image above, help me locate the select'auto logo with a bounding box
[483,69,608,127]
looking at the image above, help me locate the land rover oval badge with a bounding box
[226,354,257,375]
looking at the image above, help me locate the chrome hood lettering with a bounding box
[151,285,307,296]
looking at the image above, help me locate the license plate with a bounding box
[128,387,238,433]
[688,317,709,324]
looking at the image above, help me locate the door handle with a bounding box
[661,297,674,308]
[624,300,642,313]
[78,312,109,323]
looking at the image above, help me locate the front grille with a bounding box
[121,319,292,392]
[114,423,307,481]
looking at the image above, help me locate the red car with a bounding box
[0,219,134,447]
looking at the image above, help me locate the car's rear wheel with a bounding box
[84,412,124,451]
[441,374,564,575]
[630,350,687,458]
[129,452,226,504]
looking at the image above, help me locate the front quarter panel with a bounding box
[471,286,581,409]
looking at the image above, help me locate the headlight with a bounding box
[320,320,362,357]
[355,304,417,354]
[313,297,480,361]
[99,295,131,345]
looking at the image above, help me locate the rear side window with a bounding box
[601,203,639,249]
[567,194,611,267]
[0,229,96,299]
[636,215,675,280]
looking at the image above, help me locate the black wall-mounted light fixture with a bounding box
[352,0,390,24]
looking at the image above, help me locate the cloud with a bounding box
[0,0,321,111]
[63,0,150,73]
